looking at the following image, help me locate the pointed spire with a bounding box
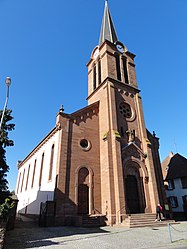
[99,0,118,45]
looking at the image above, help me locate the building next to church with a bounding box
[16,1,167,226]
[162,152,187,220]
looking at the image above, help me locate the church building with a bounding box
[16,1,166,226]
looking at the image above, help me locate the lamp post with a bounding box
[0,77,11,130]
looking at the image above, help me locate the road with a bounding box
[4,220,187,249]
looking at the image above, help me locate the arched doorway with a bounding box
[78,167,89,215]
[124,163,146,214]
[125,175,140,214]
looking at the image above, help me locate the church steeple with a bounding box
[87,0,138,102]
[99,0,118,45]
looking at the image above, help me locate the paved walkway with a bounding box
[4,220,187,249]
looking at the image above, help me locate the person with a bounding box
[155,203,162,221]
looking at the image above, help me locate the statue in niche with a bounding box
[126,129,135,142]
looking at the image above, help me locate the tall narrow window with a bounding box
[16,172,21,194]
[93,65,97,90]
[20,169,25,193]
[39,153,44,187]
[120,127,124,137]
[98,60,101,85]
[115,54,121,81]
[167,179,175,190]
[31,159,37,188]
[48,144,55,181]
[25,165,30,191]
[168,196,178,208]
[122,57,129,84]
[181,177,187,189]
[182,196,187,211]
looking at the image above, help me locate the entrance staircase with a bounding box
[124,213,175,228]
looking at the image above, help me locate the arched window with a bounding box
[31,159,37,188]
[20,169,25,193]
[78,167,89,185]
[39,153,44,186]
[93,64,97,90]
[122,57,129,84]
[48,144,55,181]
[115,54,121,81]
[78,167,89,215]
[25,164,30,191]
[98,60,101,85]
[16,172,21,194]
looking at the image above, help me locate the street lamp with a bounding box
[0,77,11,130]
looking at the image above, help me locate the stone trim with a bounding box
[18,126,60,168]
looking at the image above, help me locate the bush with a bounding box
[0,198,14,222]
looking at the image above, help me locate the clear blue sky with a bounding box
[0,0,187,191]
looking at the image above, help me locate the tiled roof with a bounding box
[165,153,187,180]
[161,152,174,179]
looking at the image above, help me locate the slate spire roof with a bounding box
[99,0,118,45]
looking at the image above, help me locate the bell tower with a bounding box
[87,1,138,102]
[86,0,165,225]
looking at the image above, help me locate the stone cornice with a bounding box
[70,101,99,125]
[87,77,140,100]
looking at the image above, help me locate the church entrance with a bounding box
[125,175,140,214]
[78,184,89,214]
[123,161,147,214]
[77,167,89,215]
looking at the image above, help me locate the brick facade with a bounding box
[16,2,166,226]
[52,38,166,225]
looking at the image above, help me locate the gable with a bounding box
[165,153,187,180]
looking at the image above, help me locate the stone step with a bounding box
[130,222,169,228]
[124,213,175,228]
[130,213,156,217]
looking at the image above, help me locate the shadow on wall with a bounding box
[18,190,54,215]
[54,188,80,226]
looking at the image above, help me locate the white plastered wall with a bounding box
[16,130,60,215]
[166,178,187,212]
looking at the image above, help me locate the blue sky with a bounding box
[0,0,187,191]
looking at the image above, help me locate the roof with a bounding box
[165,153,187,180]
[99,0,118,45]
[18,102,100,168]
[161,152,174,179]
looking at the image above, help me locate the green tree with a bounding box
[0,197,15,222]
[0,109,15,204]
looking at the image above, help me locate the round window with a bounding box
[79,139,91,151]
[119,102,132,118]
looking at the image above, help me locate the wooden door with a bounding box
[78,184,89,215]
[125,175,140,214]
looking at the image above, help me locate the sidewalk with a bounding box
[4,220,187,249]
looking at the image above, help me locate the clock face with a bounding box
[93,48,99,59]
[115,42,124,53]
